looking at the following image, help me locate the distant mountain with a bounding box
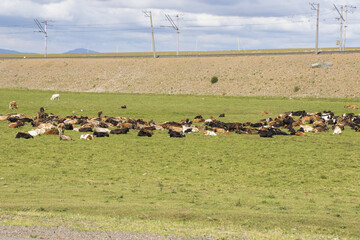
[0,48,33,54]
[64,48,98,54]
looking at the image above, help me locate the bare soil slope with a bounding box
[1,53,359,97]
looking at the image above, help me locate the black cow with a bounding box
[64,124,74,130]
[79,127,93,132]
[168,130,185,138]
[15,132,33,139]
[110,128,130,134]
[259,128,277,138]
[138,129,152,137]
[94,132,109,137]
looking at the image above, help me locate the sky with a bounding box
[0,0,359,53]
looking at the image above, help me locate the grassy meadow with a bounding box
[0,89,360,239]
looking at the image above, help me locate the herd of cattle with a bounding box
[1,101,360,140]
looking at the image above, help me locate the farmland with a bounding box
[0,88,360,239]
[1,52,360,98]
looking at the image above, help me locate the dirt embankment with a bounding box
[0,53,359,97]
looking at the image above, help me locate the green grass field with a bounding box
[1,89,360,239]
[1,47,360,58]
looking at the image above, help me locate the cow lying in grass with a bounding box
[15,132,33,139]
[138,129,153,137]
[169,129,185,138]
[80,134,94,140]
[4,107,360,142]
[110,128,129,134]
[9,101,18,109]
[94,132,109,137]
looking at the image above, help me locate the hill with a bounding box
[0,53,360,98]
[0,48,33,54]
[64,48,98,54]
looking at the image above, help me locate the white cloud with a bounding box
[0,0,359,53]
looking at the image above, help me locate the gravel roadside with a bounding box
[0,225,191,240]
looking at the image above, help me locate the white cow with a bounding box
[333,126,342,135]
[50,94,60,101]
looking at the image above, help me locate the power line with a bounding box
[162,13,180,56]
[34,19,48,57]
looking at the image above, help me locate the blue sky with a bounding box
[0,0,359,53]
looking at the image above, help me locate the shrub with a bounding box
[294,86,300,92]
[211,76,218,84]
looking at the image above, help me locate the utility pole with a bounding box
[44,20,47,57]
[144,11,156,58]
[340,6,344,51]
[34,19,48,57]
[342,5,356,51]
[343,6,347,51]
[334,4,344,52]
[163,14,180,56]
[195,38,198,54]
[310,3,320,54]
[176,15,179,56]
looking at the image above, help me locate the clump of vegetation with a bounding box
[294,86,300,92]
[211,76,218,84]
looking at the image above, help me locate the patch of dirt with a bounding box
[0,225,186,240]
[1,54,360,98]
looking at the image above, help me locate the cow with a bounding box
[169,129,185,138]
[9,101,18,109]
[50,94,60,101]
[59,129,72,141]
[94,132,110,137]
[110,128,130,134]
[15,132,33,139]
[44,129,60,135]
[80,134,94,140]
[344,104,359,109]
[138,129,153,137]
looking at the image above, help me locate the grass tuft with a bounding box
[211,76,218,84]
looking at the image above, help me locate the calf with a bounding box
[50,94,60,101]
[295,131,307,136]
[9,101,18,109]
[204,130,217,136]
[9,121,25,128]
[333,126,342,134]
[344,104,359,109]
[80,134,94,140]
